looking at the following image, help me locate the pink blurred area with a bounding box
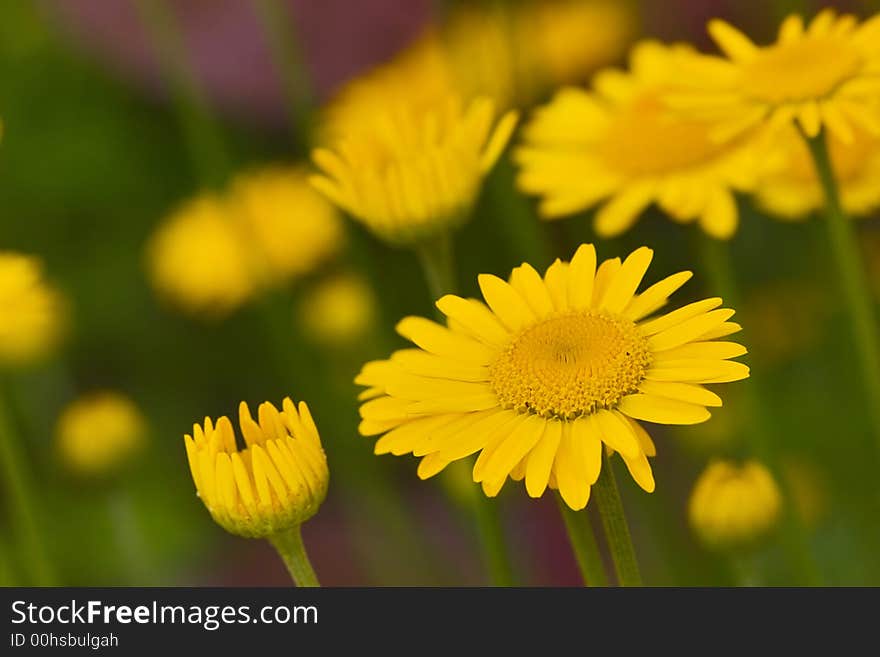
[39,0,432,128]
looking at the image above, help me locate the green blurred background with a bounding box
[1,0,879,586]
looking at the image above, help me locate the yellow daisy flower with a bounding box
[311,96,518,246]
[670,10,880,143]
[298,273,377,346]
[356,244,749,510]
[146,194,257,317]
[516,41,765,240]
[56,391,146,478]
[184,398,328,538]
[689,460,782,549]
[756,125,880,219]
[0,252,66,366]
[230,166,345,286]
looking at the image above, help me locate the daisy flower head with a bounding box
[516,41,766,240]
[670,10,880,144]
[311,95,518,246]
[756,125,880,219]
[356,244,749,510]
[147,194,257,317]
[0,252,66,367]
[689,460,782,549]
[229,166,345,286]
[184,399,328,538]
[56,392,146,478]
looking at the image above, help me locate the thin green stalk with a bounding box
[593,452,642,586]
[556,496,608,586]
[251,0,315,150]
[803,129,880,451]
[415,232,517,586]
[415,232,457,301]
[697,236,822,586]
[107,492,152,584]
[729,553,761,587]
[134,0,229,188]
[0,382,54,585]
[269,525,320,587]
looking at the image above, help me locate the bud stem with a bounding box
[269,525,320,587]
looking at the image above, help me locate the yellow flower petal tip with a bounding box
[0,252,66,367]
[689,460,782,549]
[56,392,146,478]
[516,40,768,240]
[184,398,329,539]
[356,244,748,510]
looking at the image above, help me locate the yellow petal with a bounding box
[396,316,495,364]
[567,244,597,310]
[638,380,723,407]
[478,274,536,333]
[594,184,655,237]
[599,246,653,313]
[708,19,758,61]
[435,295,509,346]
[525,419,563,498]
[623,271,692,321]
[592,409,641,458]
[477,415,546,483]
[638,298,723,336]
[619,451,655,493]
[618,393,710,425]
[647,308,736,351]
[510,263,554,317]
[543,259,569,311]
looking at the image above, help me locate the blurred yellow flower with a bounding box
[0,252,65,366]
[319,1,633,144]
[516,41,765,240]
[311,96,517,246]
[298,273,377,346]
[516,0,635,92]
[230,167,345,286]
[756,126,880,219]
[184,398,328,538]
[689,460,782,549]
[56,392,146,477]
[356,244,749,510]
[670,10,880,143]
[147,195,257,317]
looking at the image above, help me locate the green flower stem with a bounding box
[556,496,608,587]
[269,525,320,587]
[0,381,54,585]
[729,553,761,587]
[415,231,517,586]
[134,0,229,188]
[698,236,822,586]
[804,129,880,451]
[251,0,314,150]
[593,451,642,586]
[415,232,457,300]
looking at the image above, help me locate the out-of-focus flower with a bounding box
[298,273,377,346]
[230,167,345,286]
[184,399,328,538]
[515,0,635,93]
[756,126,880,220]
[669,10,880,143]
[56,392,146,477]
[516,41,766,240]
[0,252,66,366]
[311,96,517,246]
[147,195,258,317]
[356,244,749,510]
[689,460,782,549]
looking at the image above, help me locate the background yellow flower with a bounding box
[0,252,65,366]
[56,392,146,478]
[516,41,766,239]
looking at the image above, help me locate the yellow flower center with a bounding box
[601,92,729,176]
[743,38,862,104]
[489,311,651,420]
